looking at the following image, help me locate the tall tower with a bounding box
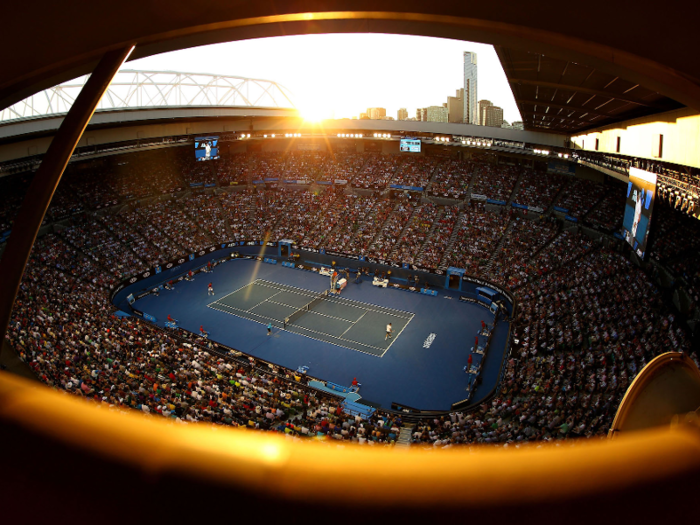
[463,51,478,125]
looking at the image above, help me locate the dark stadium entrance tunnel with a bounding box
[2,4,700,523]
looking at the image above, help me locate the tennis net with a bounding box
[284,290,329,328]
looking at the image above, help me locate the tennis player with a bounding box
[385,323,393,340]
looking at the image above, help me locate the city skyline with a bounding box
[127,33,521,123]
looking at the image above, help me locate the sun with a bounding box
[300,105,333,123]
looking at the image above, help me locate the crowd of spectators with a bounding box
[392,202,441,265]
[412,249,693,446]
[118,204,188,263]
[442,203,509,274]
[137,199,212,253]
[556,178,607,218]
[522,230,595,282]
[215,154,249,186]
[318,153,369,183]
[428,160,474,200]
[585,183,626,231]
[7,259,402,444]
[416,206,460,269]
[181,192,229,244]
[352,154,401,189]
[6,148,700,452]
[470,164,519,202]
[390,157,439,189]
[266,189,337,245]
[367,199,416,259]
[301,193,364,250]
[343,198,395,255]
[487,216,559,288]
[219,189,271,241]
[514,170,565,210]
[60,215,148,282]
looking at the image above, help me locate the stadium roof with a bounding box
[496,47,685,134]
[2,2,700,135]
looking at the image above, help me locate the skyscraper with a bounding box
[463,52,478,125]
[397,108,408,121]
[478,99,492,126]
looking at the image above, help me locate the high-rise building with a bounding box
[416,108,427,121]
[484,106,504,127]
[447,88,464,123]
[478,99,492,126]
[397,108,408,121]
[463,51,478,124]
[511,121,525,130]
[366,107,386,119]
[427,105,449,123]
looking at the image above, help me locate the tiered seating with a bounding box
[486,217,559,288]
[417,206,460,269]
[216,154,249,186]
[181,192,229,243]
[515,170,565,210]
[442,203,509,274]
[352,154,400,189]
[268,190,337,244]
[60,215,148,282]
[392,203,441,265]
[470,164,519,202]
[556,178,606,218]
[366,200,415,259]
[390,157,439,189]
[428,160,473,199]
[586,183,625,231]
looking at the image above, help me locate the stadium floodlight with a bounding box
[461,140,465,144]
[271,134,275,138]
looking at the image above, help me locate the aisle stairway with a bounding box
[507,170,526,205]
[415,207,445,261]
[437,210,465,269]
[483,217,516,272]
[396,425,413,448]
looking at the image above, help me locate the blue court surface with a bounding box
[133,258,510,410]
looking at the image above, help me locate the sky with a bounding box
[128,33,522,124]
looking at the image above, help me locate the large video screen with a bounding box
[400,138,421,153]
[194,136,219,161]
[622,167,657,259]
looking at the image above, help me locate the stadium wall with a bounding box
[572,107,700,169]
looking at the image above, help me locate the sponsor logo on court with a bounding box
[423,333,437,348]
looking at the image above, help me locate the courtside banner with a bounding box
[109,240,278,301]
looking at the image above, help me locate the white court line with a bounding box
[256,278,414,320]
[266,299,356,324]
[207,278,415,357]
[207,302,383,358]
[206,280,258,308]
[246,290,283,313]
[385,314,414,354]
[340,311,366,337]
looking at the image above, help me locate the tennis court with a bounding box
[208,279,413,356]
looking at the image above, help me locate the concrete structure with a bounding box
[478,99,492,126]
[397,108,408,121]
[366,107,386,120]
[447,89,464,123]
[427,105,448,123]
[463,52,478,125]
[485,106,504,127]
